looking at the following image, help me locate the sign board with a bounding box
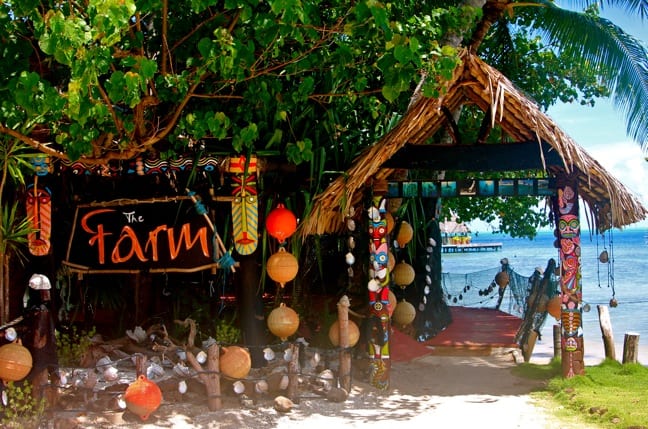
[386,178,555,198]
[64,198,217,273]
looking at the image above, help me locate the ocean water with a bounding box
[441,228,648,364]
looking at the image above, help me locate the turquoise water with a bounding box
[441,228,648,362]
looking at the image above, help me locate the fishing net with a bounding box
[440,258,560,346]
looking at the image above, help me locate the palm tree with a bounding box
[467,0,648,149]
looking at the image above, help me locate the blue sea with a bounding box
[441,228,648,364]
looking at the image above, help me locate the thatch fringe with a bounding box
[299,52,647,238]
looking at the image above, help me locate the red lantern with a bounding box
[266,203,297,242]
[124,375,162,421]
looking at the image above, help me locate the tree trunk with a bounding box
[235,251,265,367]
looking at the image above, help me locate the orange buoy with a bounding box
[392,300,416,326]
[328,320,360,347]
[267,303,300,341]
[0,340,32,383]
[266,247,299,285]
[220,346,252,379]
[266,203,297,242]
[124,375,162,421]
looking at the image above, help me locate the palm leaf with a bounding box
[520,1,648,149]
[563,0,648,19]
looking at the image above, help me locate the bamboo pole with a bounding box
[597,305,616,361]
[553,324,561,359]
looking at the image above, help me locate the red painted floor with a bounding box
[391,306,523,362]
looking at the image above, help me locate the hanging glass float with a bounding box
[388,289,397,316]
[267,303,300,341]
[392,300,416,326]
[495,271,509,288]
[395,221,414,247]
[0,339,32,383]
[266,247,299,287]
[266,203,297,243]
[124,375,163,421]
[220,346,252,379]
[328,319,360,347]
[392,261,415,288]
[546,295,562,319]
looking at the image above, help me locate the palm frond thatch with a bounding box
[299,51,647,238]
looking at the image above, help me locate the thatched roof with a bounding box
[300,51,647,237]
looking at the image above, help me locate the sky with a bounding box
[545,4,648,229]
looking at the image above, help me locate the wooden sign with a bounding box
[63,198,217,273]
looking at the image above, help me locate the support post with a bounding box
[367,179,391,390]
[553,324,561,359]
[287,342,300,402]
[552,175,585,377]
[337,295,351,393]
[597,305,616,361]
[622,333,640,364]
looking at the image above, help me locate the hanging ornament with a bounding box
[609,298,618,308]
[267,303,300,341]
[392,262,415,288]
[266,247,299,287]
[266,203,297,243]
[599,250,609,263]
[392,300,416,326]
[0,339,32,383]
[396,221,414,247]
[546,295,562,319]
[388,289,397,316]
[495,271,509,288]
[385,212,395,234]
[328,320,360,347]
[220,346,252,379]
[124,375,163,421]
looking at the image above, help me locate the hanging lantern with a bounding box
[495,271,509,288]
[266,203,297,242]
[328,320,360,347]
[388,289,397,316]
[0,340,32,383]
[385,212,395,234]
[546,295,562,319]
[267,303,300,341]
[392,300,416,326]
[124,375,163,421]
[392,262,415,288]
[220,346,252,379]
[387,251,396,272]
[266,247,299,286]
[396,221,414,247]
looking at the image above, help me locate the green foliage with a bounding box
[215,318,241,344]
[55,325,96,367]
[0,381,46,429]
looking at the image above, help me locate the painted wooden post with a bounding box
[552,175,585,377]
[367,180,391,390]
[622,333,640,364]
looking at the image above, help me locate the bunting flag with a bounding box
[228,155,258,255]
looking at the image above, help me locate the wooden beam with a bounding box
[382,141,564,171]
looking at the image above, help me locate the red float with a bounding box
[266,203,297,242]
[124,375,162,420]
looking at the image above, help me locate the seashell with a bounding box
[345,252,356,266]
[346,218,356,231]
[347,266,354,277]
[59,370,68,386]
[255,380,269,394]
[263,347,276,361]
[178,380,188,394]
[84,370,98,389]
[419,303,425,311]
[96,356,112,368]
[116,394,127,409]
[202,337,217,349]
[318,369,334,390]
[103,366,119,382]
[279,375,289,390]
[173,362,191,377]
[4,328,17,342]
[429,238,437,247]
[348,236,356,249]
[196,350,207,364]
[233,380,246,394]
[425,264,431,272]
[176,349,187,361]
[424,285,430,295]
[147,362,165,379]
[348,206,355,217]
[426,246,434,253]
[425,275,432,285]
[126,326,147,343]
[1,390,7,406]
